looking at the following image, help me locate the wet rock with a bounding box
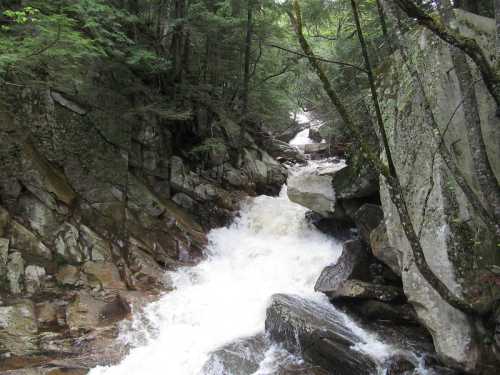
[0,300,38,355]
[223,164,250,188]
[265,294,378,375]
[170,156,199,196]
[242,149,269,187]
[66,292,129,331]
[305,211,353,241]
[309,128,323,143]
[277,365,330,375]
[10,221,52,261]
[340,300,418,324]
[353,204,384,243]
[79,225,112,262]
[265,139,306,164]
[24,265,46,293]
[384,355,416,375]
[326,280,404,303]
[202,335,267,375]
[56,265,81,286]
[55,223,85,263]
[127,173,166,217]
[370,222,401,276]
[172,192,196,211]
[287,174,335,217]
[0,206,10,236]
[314,239,369,293]
[99,295,131,325]
[17,194,60,239]
[303,143,329,155]
[266,164,287,195]
[7,252,25,294]
[36,302,59,326]
[0,237,9,274]
[82,261,126,290]
[331,163,378,200]
[20,142,76,213]
[127,244,170,290]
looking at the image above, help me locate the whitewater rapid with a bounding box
[90,187,345,375]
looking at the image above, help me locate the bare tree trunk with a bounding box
[496,0,500,70]
[239,0,253,152]
[171,0,186,83]
[375,0,389,40]
[290,0,479,316]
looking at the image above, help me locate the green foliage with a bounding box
[0,0,385,136]
[0,0,169,84]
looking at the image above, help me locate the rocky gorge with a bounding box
[1,1,500,375]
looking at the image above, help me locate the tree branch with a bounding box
[265,43,368,73]
[393,0,500,113]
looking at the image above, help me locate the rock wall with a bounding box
[378,10,500,371]
[0,71,286,370]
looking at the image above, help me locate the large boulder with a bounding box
[314,239,370,293]
[339,300,418,325]
[353,204,384,243]
[265,294,379,375]
[202,335,267,375]
[304,143,329,155]
[378,12,500,371]
[331,163,378,200]
[0,300,39,355]
[287,174,335,217]
[370,222,401,276]
[262,138,306,164]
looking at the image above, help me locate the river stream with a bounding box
[89,128,394,375]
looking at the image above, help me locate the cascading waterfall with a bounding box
[90,120,394,375]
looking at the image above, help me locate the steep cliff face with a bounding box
[378,11,500,371]
[0,68,286,370]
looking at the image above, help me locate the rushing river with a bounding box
[89,127,392,375]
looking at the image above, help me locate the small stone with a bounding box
[56,264,81,286]
[82,261,126,290]
[7,252,25,294]
[326,279,404,303]
[25,265,46,293]
[36,302,58,325]
[0,300,38,355]
[10,221,52,260]
[79,225,112,261]
[66,292,130,331]
[55,223,85,263]
[0,237,9,273]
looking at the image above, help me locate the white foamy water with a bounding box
[90,187,343,375]
[90,155,396,375]
[289,128,315,146]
